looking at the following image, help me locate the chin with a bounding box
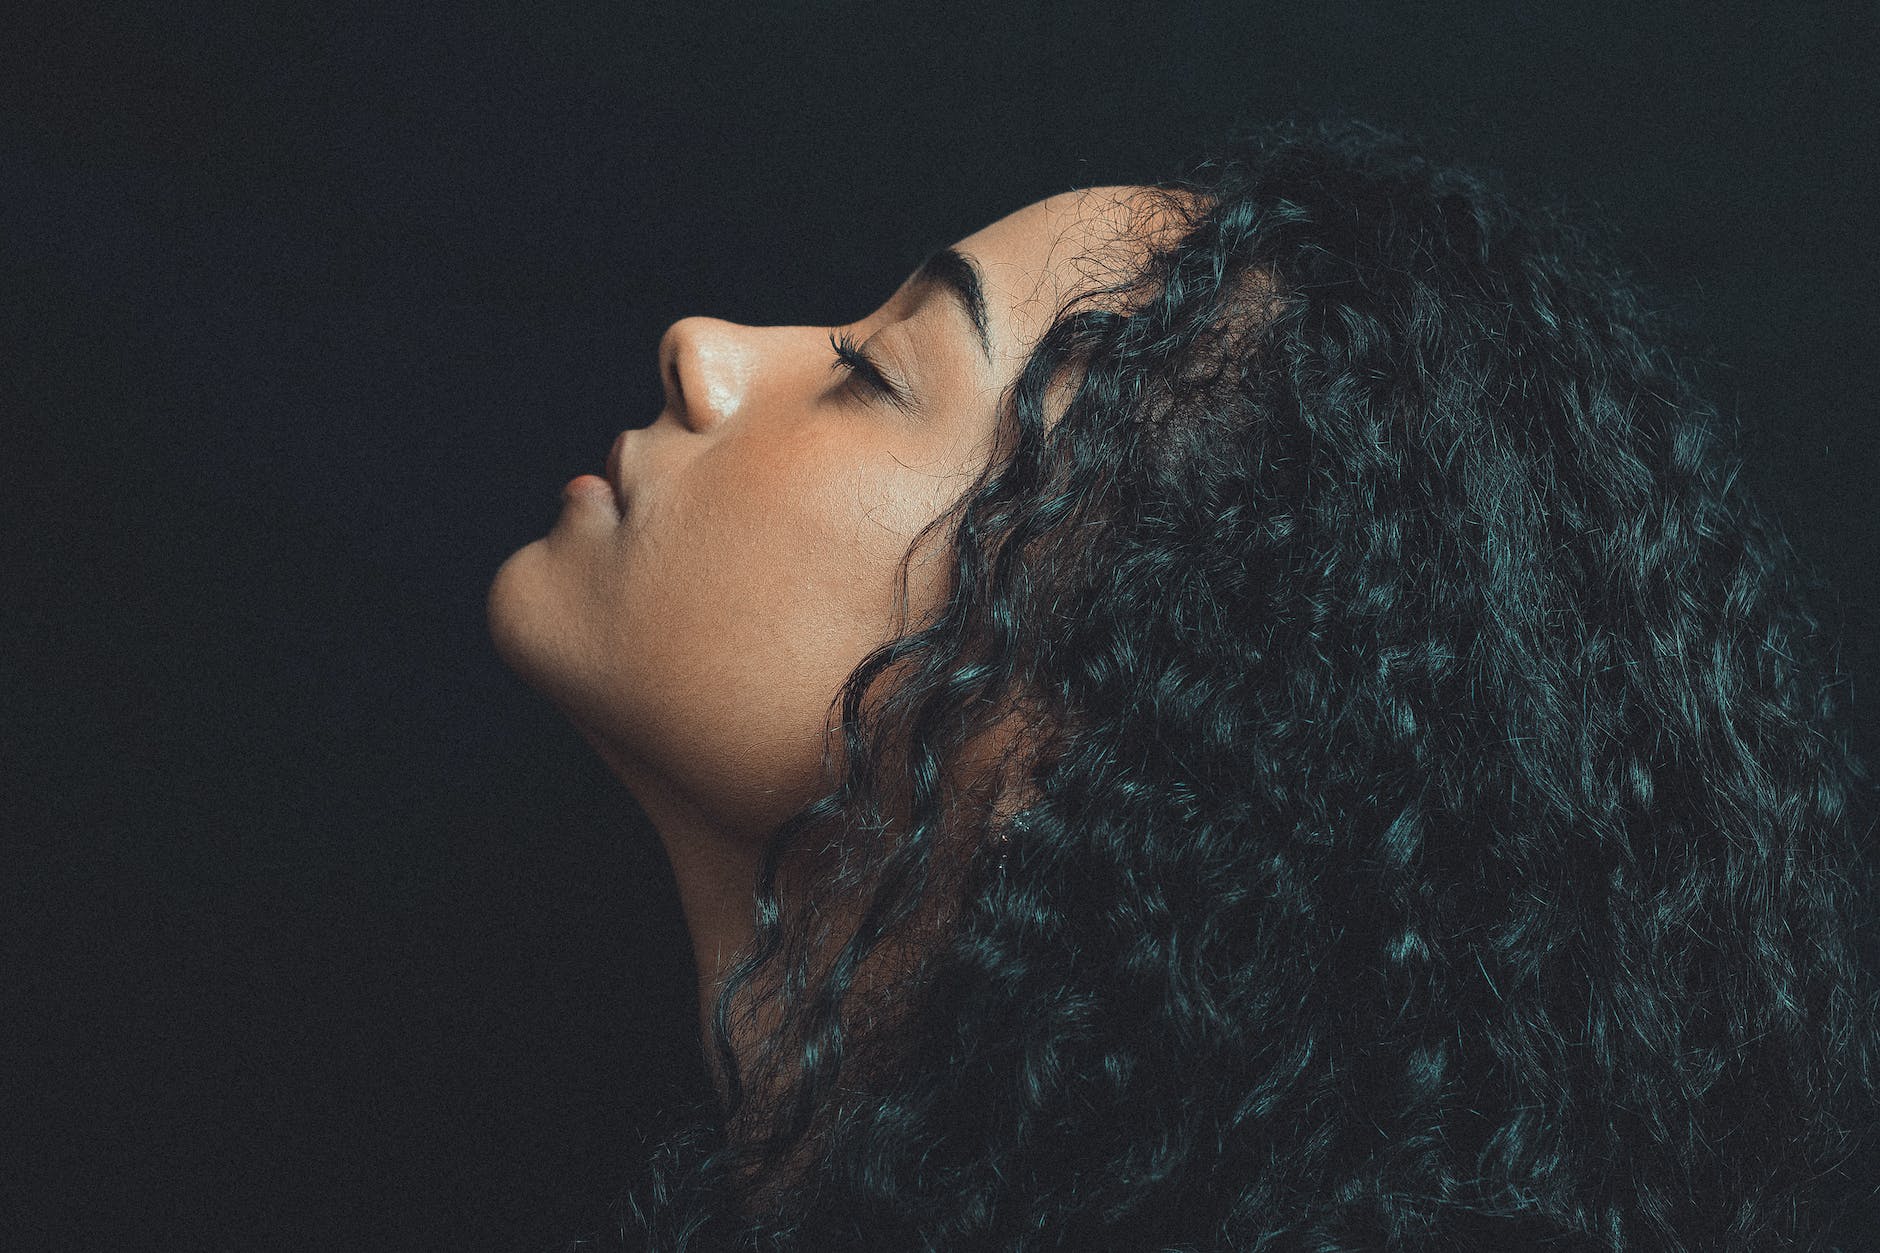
[486,539,558,690]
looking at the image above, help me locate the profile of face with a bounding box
[488,188,1179,1013]
[490,184,1175,828]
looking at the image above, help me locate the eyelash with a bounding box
[829,330,911,412]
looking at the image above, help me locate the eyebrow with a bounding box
[907,246,992,366]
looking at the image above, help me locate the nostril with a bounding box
[658,316,733,432]
[658,319,695,423]
[665,351,684,410]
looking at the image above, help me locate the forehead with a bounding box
[951,184,1180,363]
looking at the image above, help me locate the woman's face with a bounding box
[488,185,1170,848]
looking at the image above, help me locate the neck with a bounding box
[660,828,771,1107]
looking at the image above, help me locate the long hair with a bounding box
[545,113,1880,1251]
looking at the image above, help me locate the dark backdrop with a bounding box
[5,3,1875,1250]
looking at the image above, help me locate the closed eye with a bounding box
[829,329,913,413]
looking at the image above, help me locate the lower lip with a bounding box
[563,474,617,507]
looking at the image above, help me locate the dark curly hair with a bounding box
[540,114,1880,1251]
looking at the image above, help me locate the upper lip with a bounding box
[605,430,628,508]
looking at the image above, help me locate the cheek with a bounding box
[575,423,979,837]
[687,424,944,594]
[660,436,920,656]
[599,435,930,758]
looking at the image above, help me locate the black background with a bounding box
[5,3,1876,1250]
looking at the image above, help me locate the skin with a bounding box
[487,184,1185,1102]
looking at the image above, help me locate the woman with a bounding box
[489,115,1879,1250]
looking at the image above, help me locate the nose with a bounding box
[657,315,753,433]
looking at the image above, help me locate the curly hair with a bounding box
[541,114,1880,1251]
